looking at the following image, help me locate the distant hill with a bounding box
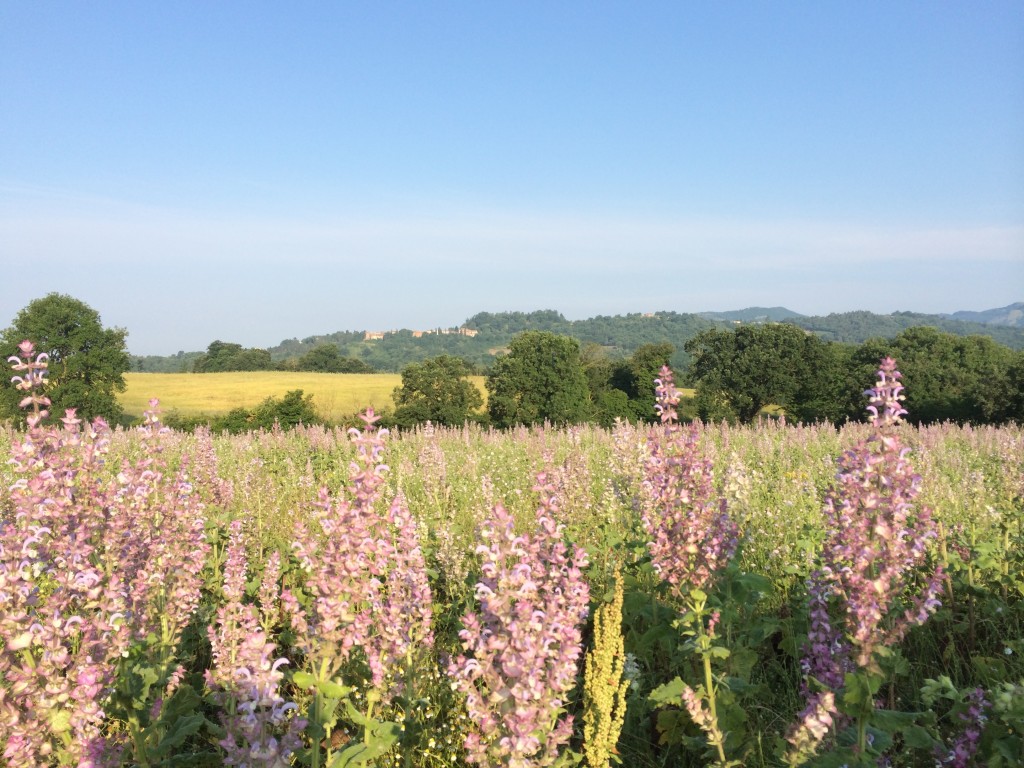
[947,302,1024,328]
[131,304,1024,373]
[790,310,1024,348]
[698,306,805,323]
[264,310,723,372]
[264,307,1024,368]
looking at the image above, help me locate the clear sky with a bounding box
[2,2,1022,355]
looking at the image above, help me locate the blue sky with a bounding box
[2,2,1022,355]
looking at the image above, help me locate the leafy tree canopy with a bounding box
[392,354,483,428]
[193,341,274,373]
[844,328,1018,424]
[293,344,375,373]
[685,324,835,423]
[486,331,592,428]
[1,293,130,423]
[209,389,321,433]
[620,342,676,421]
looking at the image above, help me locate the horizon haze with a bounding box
[2,3,1022,355]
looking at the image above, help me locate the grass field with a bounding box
[121,372,487,422]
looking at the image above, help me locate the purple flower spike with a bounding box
[821,358,942,669]
[289,410,433,700]
[937,688,989,768]
[448,476,590,767]
[643,366,738,595]
[864,357,908,430]
[206,521,305,766]
[788,357,944,760]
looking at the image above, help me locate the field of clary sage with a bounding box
[1,340,1022,767]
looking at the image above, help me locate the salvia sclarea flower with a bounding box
[206,520,305,767]
[798,572,851,696]
[642,365,738,595]
[784,691,838,768]
[787,358,944,761]
[784,573,851,766]
[368,490,435,689]
[448,476,590,768]
[936,688,989,768]
[7,339,51,424]
[2,345,214,765]
[0,342,129,766]
[284,409,433,698]
[108,400,209,650]
[258,549,283,633]
[821,357,944,669]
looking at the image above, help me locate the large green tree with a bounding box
[293,344,374,373]
[193,341,273,372]
[843,328,1018,424]
[617,342,676,421]
[391,355,483,427]
[1,293,130,423]
[486,331,592,427]
[579,343,635,427]
[685,324,836,423]
[984,350,1024,424]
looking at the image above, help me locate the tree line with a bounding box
[393,326,1023,428]
[3,294,1022,429]
[190,340,375,374]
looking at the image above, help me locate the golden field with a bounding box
[121,372,488,422]
[120,373,695,423]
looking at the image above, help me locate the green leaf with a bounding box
[343,699,368,727]
[723,676,757,694]
[319,679,353,699]
[865,725,892,753]
[726,647,758,681]
[734,572,773,600]
[971,654,1008,682]
[902,725,937,750]
[870,709,919,730]
[292,670,318,689]
[327,722,401,767]
[842,671,882,709]
[649,677,687,706]
[655,709,690,746]
[154,714,205,755]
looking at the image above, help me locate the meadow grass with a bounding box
[121,371,489,422]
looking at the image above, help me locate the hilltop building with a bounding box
[364,327,479,341]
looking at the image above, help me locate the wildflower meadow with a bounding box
[1,340,1022,767]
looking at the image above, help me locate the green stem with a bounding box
[364,697,376,749]
[1001,523,1010,601]
[702,647,727,765]
[402,650,414,768]
[968,525,977,647]
[311,690,322,768]
[19,648,36,671]
[128,712,150,768]
[310,658,330,768]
